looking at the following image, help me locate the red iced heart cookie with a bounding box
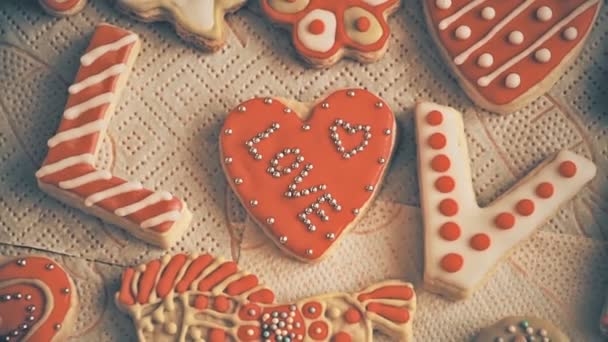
[0,256,78,341]
[220,89,396,261]
[423,0,602,114]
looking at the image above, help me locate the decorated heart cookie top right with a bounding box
[424,0,601,114]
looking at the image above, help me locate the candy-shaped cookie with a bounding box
[475,316,569,342]
[601,293,608,336]
[0,256,78,341]
[415,102,596,300]
[423,0,602,114]
[36,23,192,249]
[116,253,416,341]
[260,0,401,67]
[39,0,87,16]
[220,89,397,262]
[115,0,246,51]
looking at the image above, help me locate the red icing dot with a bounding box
[439,198,459,216]
[194,295,208,309]
[308,19,325,35]
[213,296,230,312]
[536,182,554,199]
[355,17,371,32]
[435,176,455,193]
[470,233,491,251]
[426,110,443,126]
[428,133,447,149]
[209,329,226,342]
[431,154,451,172]
[303,301,322,319]
[559,161,577,178]
[494,212,515,229]
[344,308,362,324]
[440,253,463,273]
[333,332,352,342]
[309,321,329,340]
[516,199,535,216]
[439,222,461,241]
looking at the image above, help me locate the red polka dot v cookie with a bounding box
[415,102,596,300]
[116,253,416,341]
[260,0,402,67]
[0,256,78,341]
[220,89,397,262]
[39,0,87,16]
[474,316,568,342]
[423,0,602,114]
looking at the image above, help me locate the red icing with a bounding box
[516,199,535,216]
[175,254,213,293]
[238,326,261,340]
[344,308,362,324]
[119,268,136,305]
[309,321,329,340]
[440,253,463,272]
[358,284,414,301]
[226,274,259,296]
[213,296,230,312]
[435,175,455,193]
[428,132,447,149]
[239,303,262,320]
[439,222,461,241]
[137,259,161,305]
[303,301,323,319]
[426,110,443,125]
[309,19,326,34]
[247,289,276,304]
[536,182,555,199]
[559,160,577,178]
[197,262,238,292]
[194,295,209,309]
[209,328,226,342]
[42,0,82,12]
[156,254,187,298]
[494,212,516,229]
[220,89,395,260]
[333,332,353,342]
[355,17,371,32]
[431,154,451,172]
[366,303,409,323]
[439,198,459,216]
[470,233,491,251]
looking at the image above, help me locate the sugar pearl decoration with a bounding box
[481,7,495,20]
[435,0,451,9]
[508,31,524,45]
[505,73,521,89]
[455,25,471,40]
[477,53,494,68]
[534,48,551,63]
[536,6,552,21]
[563,27,578,41]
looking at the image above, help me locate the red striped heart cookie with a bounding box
[423,0,602,114]
[220,89,397,262]
[0,256,78,341]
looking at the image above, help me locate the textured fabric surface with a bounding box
[0,0,606,340]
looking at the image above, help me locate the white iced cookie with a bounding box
[415,102,596,300]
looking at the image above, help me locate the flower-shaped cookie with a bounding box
[260,0,401,67]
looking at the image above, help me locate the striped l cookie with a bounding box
[36,23,192,249]
[423,0,602,114]
[39,0,87,16]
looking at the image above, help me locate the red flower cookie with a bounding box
[260,0,402,67]
[220,89,397,262]
[39,0,87,16]
[0,256,78,341]
[423,0,602,114]
[116,253,416,341]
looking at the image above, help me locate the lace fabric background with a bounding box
[0,0,606,340]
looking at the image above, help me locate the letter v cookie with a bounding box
[115,0,247,51]
[415,102,596,300]
[36,23,192,249]
[423,0,602,114]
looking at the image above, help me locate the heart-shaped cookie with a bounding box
[0,256,78,341]
[423,0,602,114]
[220,89,396,262]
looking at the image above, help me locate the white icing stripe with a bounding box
[47,119,107,148]
[58,170,112,189]
[84,181,143,207]
[438,0,486,30]
[141,210,181,229]
[477,0,599,87]
[454,0,535,65]
[115,191,173,217]
[36,153,95,178]
[63,92,114,120]
[68,63,127,94]
[80,34,138,66]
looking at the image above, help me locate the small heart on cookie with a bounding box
[220,89,397,262]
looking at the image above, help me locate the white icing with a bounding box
[438,0,486,30]
[477,53,493,68]
[59,170,112,189]
[296,9,337,53]
[563,27,578,41]
[175,0,215,32]
[47,119,107,148]
[536,6,552,22]
[141,210,182,229]
[534,48,551,63]
[69,64,127,94]
[35,153,95,178]
[362,0,389,4]
[455,25,471,40]
[115,191,173,217]
[81,34,138,66]
[505,73,521,88]
[84,181,144,207]
[508,31,524,45]
[63,92,114,120]
[435,0,452,10]
[480,6,495,20]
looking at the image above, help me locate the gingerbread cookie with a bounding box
[601,293,608,336]
[220,89,397,262]
[116,253,416,341]
[415,102,596,300]
[39,0,87,16]
[260,0,401,67]
[0,256,78,341]
[115,0,246,51]
[475,316,569,342]
[423,0,602,114]
[36,23,192,249]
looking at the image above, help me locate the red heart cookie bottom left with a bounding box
[0,256,78,342]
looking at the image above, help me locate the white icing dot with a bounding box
[536,6,552,21]
[508,31,524,45]
[534,48,551,63]
[455,25,472,40]
[505,73,521,89]
[477,53,494,68]
[481,7,495,20]
[436,0,452,9]
[563,27,578,41]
